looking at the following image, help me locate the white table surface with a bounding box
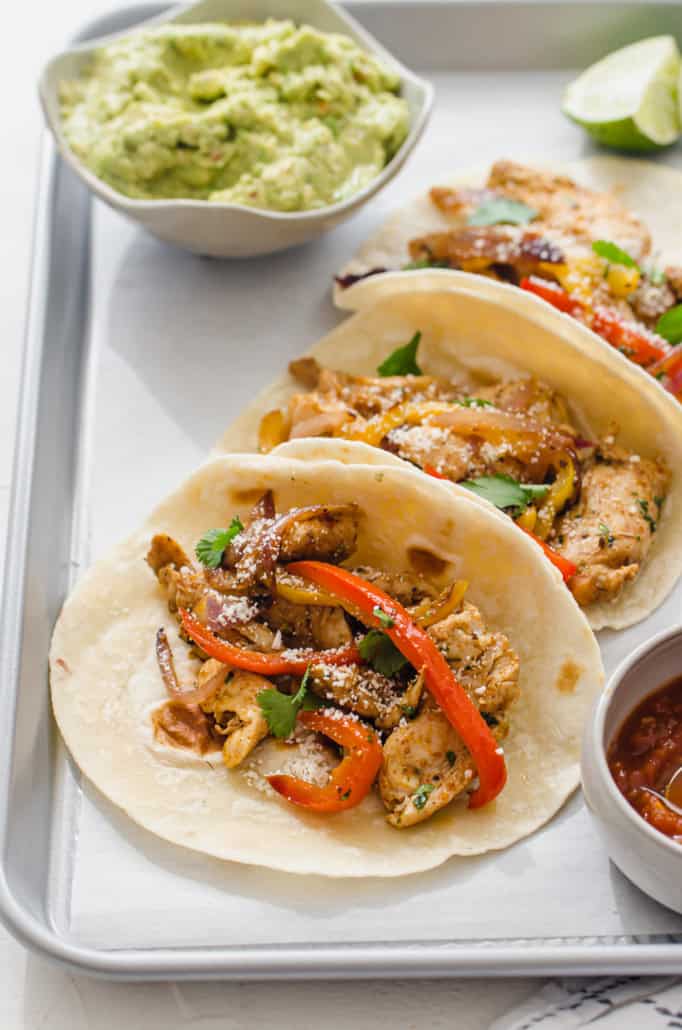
[0,1,546,1024]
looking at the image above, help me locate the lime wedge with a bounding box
[563,36,681,151]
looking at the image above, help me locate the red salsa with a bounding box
[608,675,682,842]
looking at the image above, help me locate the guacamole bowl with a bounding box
[39,0,433,257]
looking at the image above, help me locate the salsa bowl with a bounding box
[38,0,433,257]
[582,625,682,914]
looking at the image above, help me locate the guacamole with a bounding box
[58,20,410,210]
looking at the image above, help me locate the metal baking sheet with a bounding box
[2,0,682,980]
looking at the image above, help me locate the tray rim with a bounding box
[3,0,682,980]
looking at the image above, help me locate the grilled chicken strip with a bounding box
[552,441,669,607]
[266,597,353,649]
[278,505,359,564]
[198,661,271,768]
[308,665,424,730]
[380,601,519,826]
[486,160,651,259]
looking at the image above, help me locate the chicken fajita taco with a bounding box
[333,158,682,403]
[50,454,601,876]
[217,282,682,632]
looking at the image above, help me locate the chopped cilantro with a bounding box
[637,498,657,534]
[598,522,615,547]
[467,198,537,227]
[373,605,395,628]
[340,788,352,800]
[402,258,449,271]
[358,629,409,677]
[461,473,549,515]
[654,495,665,513]
[195,516,244,569]
[656,304,682,345]
[592,240,638,269]
[377,332,423,377]
[446,750,456,767]
[401,704,417,719]
[647,265,666,286]
[257,666,316,739]
[459,396,494,408]
[413,783,435,810]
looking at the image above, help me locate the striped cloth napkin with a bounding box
[491,978,682,1028]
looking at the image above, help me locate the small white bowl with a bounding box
[38,0,433,257]
[582,625,682,913]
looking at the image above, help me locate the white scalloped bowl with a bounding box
[38,0,433,257]
[581,625,682,913]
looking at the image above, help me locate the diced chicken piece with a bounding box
[380,601,518,826]
[552,442,669,607]
[665,265,682,300]
[267,597,352,649]
[486,160,651,260]
[147,533,191,576]
[309,665,423,730]
[279,505,359,564]
[289,356,324,390]
[349,565,436,606]
[384,424,475,481]
[630,278,677,327]
[426,602,520,717]
[201,668,271,768]
[380,705,478,826]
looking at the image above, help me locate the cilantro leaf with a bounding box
[377,332,423,377]
[195,516,244,569]
[402,258,450,271]
[647,265,666,286]
[358,629,409,677]
[257,666,314,738]
[459,396,493,408]
[461,474,549,514]
[656,304,682,345]
[412,783,435,810]
[467,199,537,227]
[592,240,638,269]
[373,605,395,628]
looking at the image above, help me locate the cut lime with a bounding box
[563,36,681,151]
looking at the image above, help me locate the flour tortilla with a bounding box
[215,283,682,631]
[50,453,602,877]
[332,155,682,310]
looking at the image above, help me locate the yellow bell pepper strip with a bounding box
[179,609,361,675]
[411,580,469,629]
[533,452,577,540]
[336,401,455,447]
[267,709,383,813]
[287,561,507,809]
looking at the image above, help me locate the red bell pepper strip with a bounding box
[423,464,448,480]
[591,307,667,367]
[519,528,577,583]
[179,609,360,676]
[267,710,383,813]
[520,276,583,316]
[650,348,682,399]
[287,561,507,809]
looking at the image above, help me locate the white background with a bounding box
[0,0,563,1024]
